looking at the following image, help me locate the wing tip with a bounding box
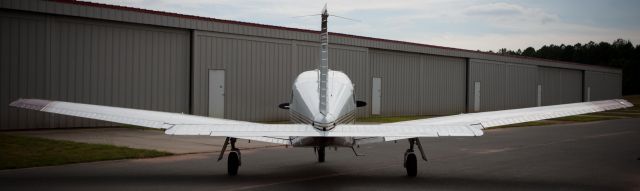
[620,99,634,108]
[9,98,51,111]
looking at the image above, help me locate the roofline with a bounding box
[55,0,618,70]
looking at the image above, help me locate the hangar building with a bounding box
[0,0,622,130]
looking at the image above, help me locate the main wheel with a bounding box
[405,153,417,177]
[318,147,325,163]
[228,151,240,176]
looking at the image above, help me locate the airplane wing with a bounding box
[9,98,633,145]
[352,99,633,144]
[10,98,483,145]
[8,98,287,144]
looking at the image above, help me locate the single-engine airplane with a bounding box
[9,6,633,177]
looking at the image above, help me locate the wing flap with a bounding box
[164,124,482,138]
[165,124,321,137]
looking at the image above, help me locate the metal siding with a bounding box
[504,63,538,109]
[0,10,190,129]
[193,32,293,122]
[371,50,466,116]
[0,0,618,74]
[193,31,370,121]
[584,71,622,101]
[538,67,583,105]
[0,2,627,127]
[468,59,538,112]
[1,12,50,129]
[468,59,505,112]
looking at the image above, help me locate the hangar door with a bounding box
[370,50,466,116]
[468,59,538,112]
[538,67,582,105]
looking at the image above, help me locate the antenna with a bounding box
[330,14,361,22]
[290,14,321,18]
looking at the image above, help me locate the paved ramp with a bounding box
[2,119,640,190]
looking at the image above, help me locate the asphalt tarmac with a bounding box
[1,118,639,191]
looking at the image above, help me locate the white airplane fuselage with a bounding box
[288,69,358,147]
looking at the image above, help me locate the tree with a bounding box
[522,47,536,56]
[487,39,639,95]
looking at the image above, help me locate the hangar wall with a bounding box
[0,10,191,129]
[371,50,467,116]
[538,67,583,105]
[468,59,538,112]
[0,1,625,130]
[193,31,370,121]
[585,71,622,101]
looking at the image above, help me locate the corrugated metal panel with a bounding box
[538,67,583,105]
[193,31,370,121]
[584,71,622,101]
[0,11,51,129]
[371,50,466,116]
[193,31,294,122]
[468,59,538,112]
[0,0,620,74]
[0,10,190,130]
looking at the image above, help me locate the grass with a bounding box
[552,115,623,122]
[498,121,559,128]
[0,134,172,170]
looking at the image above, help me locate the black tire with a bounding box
[228,152,239,176]
[405,153,417,177]
[318,147,325,163]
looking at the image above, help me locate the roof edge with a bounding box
[54,0,619,71]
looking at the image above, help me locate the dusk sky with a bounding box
[86,0,640,51]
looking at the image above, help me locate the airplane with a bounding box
[9,5,634,177]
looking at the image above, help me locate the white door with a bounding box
[209,70,225,118]
[372,77,381,115]
[474,82,481,112]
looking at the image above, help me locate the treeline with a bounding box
[491,39,639,95]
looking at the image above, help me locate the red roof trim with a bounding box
[52,0,616,70]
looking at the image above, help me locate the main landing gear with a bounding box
[316,146,326,162]
[218,137,241,176]
[404,138,428,177]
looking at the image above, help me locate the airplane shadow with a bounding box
[2,164,614,191]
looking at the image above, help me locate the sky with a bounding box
[85,0,640,52]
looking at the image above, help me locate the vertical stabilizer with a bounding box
[319,4,329,115]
